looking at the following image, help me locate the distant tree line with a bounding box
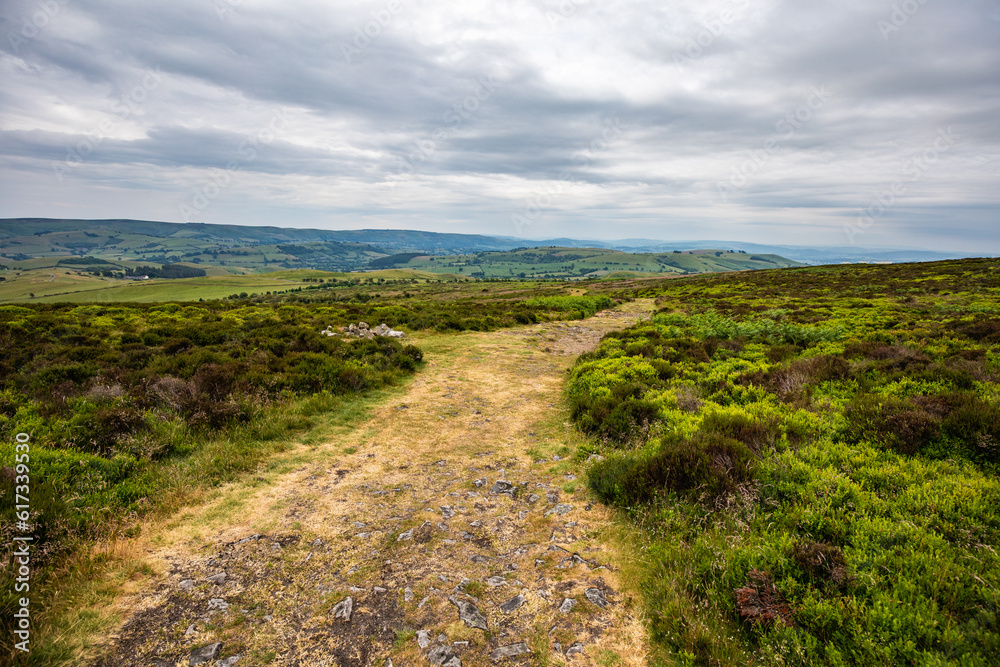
[127,263,207,279]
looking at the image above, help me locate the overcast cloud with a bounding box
[1,0,998,251]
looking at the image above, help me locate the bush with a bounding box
[791,541,850,588]
[700,410,782,455]
[589,432,757,505]
[940,394,1000,464]
[844,394,939,455]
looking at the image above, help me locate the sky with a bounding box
[0,0,998,252]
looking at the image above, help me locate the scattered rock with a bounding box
[335,322,405,339]
[332,596,353,622]
[398,529,414,541]
[189,642,222,665]
[473,478,488,487]
[417,629,431,649]
[566,642,585,658]
[490,642,531,662]
[441,506,456,519]
[179,579,195,590]
[184,624,196,637]
[490,480,517,496]
[500,595,526,613]
[206,572,227,585]
[526,494,540,504]
[428,645,461,667]
[544,504,573,516]
[207,599,229,612]
[487,576,506,587]
[471,554,493,564]
[449,596,489,631]
[546,492,559,503]
[217,657,240,667]
[373,586,387,593]
[469,520,483,528]
[585,587,609,608]
[404,587,414,602]
[559,598,576,613]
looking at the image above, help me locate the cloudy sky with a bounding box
[1,0,998,251]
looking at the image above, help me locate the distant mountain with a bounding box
[0,218,529,272]
[1,218,980,271]
[0,219,523,254]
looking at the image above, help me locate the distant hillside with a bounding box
[367,246,802,279]
[0,218,801,277]
[0,218,522,256]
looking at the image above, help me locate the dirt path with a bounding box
[87,303,653,667]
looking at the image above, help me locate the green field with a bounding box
[0,268,470,303]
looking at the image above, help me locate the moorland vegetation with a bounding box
[570,258,1000,665]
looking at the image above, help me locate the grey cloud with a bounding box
[0,0,997,251]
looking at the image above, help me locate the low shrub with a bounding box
[589,432,757,506]
[844,394,939,455]
[791,541,850,588]
[700,410,782,455]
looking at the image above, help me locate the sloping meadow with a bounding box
[569,259,1000,665]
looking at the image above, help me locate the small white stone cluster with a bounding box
[321,322,405,339]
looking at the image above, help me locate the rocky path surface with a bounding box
[90,305,652,667]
